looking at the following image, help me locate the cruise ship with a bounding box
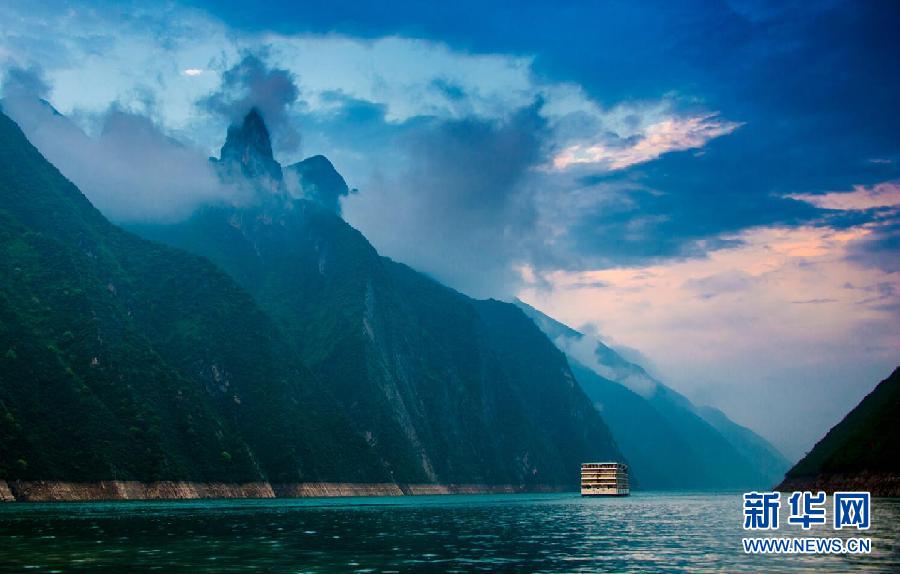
[581,462,629,496]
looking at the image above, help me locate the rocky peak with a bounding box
[286,155,351,214]
[218,108,283,184]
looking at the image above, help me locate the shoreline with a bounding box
[0,480,570,502]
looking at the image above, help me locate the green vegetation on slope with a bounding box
[0,110,385,483]
[136,197,622,487]
[1,107,619,489]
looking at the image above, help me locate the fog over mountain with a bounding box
[1,67,244,222]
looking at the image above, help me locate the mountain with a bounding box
[777,367,900,496]
[0,109,386,492]
[514,300,791,490]
[0,105,622,495]
[212,108,351,214]
[214,108,283,185]
[132,109,622,489]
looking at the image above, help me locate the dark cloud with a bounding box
[199,52,301,153]
[561,0,899,269]
[343,100,549,297]
[314,92,391,133]
[196,0,900,277]
[559,109,899,270]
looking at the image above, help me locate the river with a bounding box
[1,492,897,572]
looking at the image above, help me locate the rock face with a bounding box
[777,367,900,496]
[216,107,283,185]
[285,155,350,214]
[1,480,568,502]
[4,481,276,502]
[0,481,13,502]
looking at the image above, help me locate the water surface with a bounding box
[0,492,897,572]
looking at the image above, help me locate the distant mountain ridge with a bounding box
[778,367,900,496]
[514,300,791,490]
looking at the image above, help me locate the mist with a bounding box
[1,67,246,223]
[342,101,551,298]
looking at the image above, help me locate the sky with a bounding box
[1,0,898,459]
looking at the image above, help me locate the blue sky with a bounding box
[1,0,898,458]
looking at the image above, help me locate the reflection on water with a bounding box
[0,492,897,572]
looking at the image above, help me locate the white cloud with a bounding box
[552,113,742,170]
[0,1,735,166]
[266,35,536,123]
[1,94,246,222]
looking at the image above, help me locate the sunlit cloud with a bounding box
[788,181,900,211]
[182,68,205,76]
[552,114,742,170]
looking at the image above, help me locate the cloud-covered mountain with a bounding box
[0,110,385,488]
[285,155,352,215]
[0,105,622,495]
[131,109,622,488]
[514,299,791,490]
[214,107,284,185]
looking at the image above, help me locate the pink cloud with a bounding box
[518,223,899,458]
[788,181,900,211]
